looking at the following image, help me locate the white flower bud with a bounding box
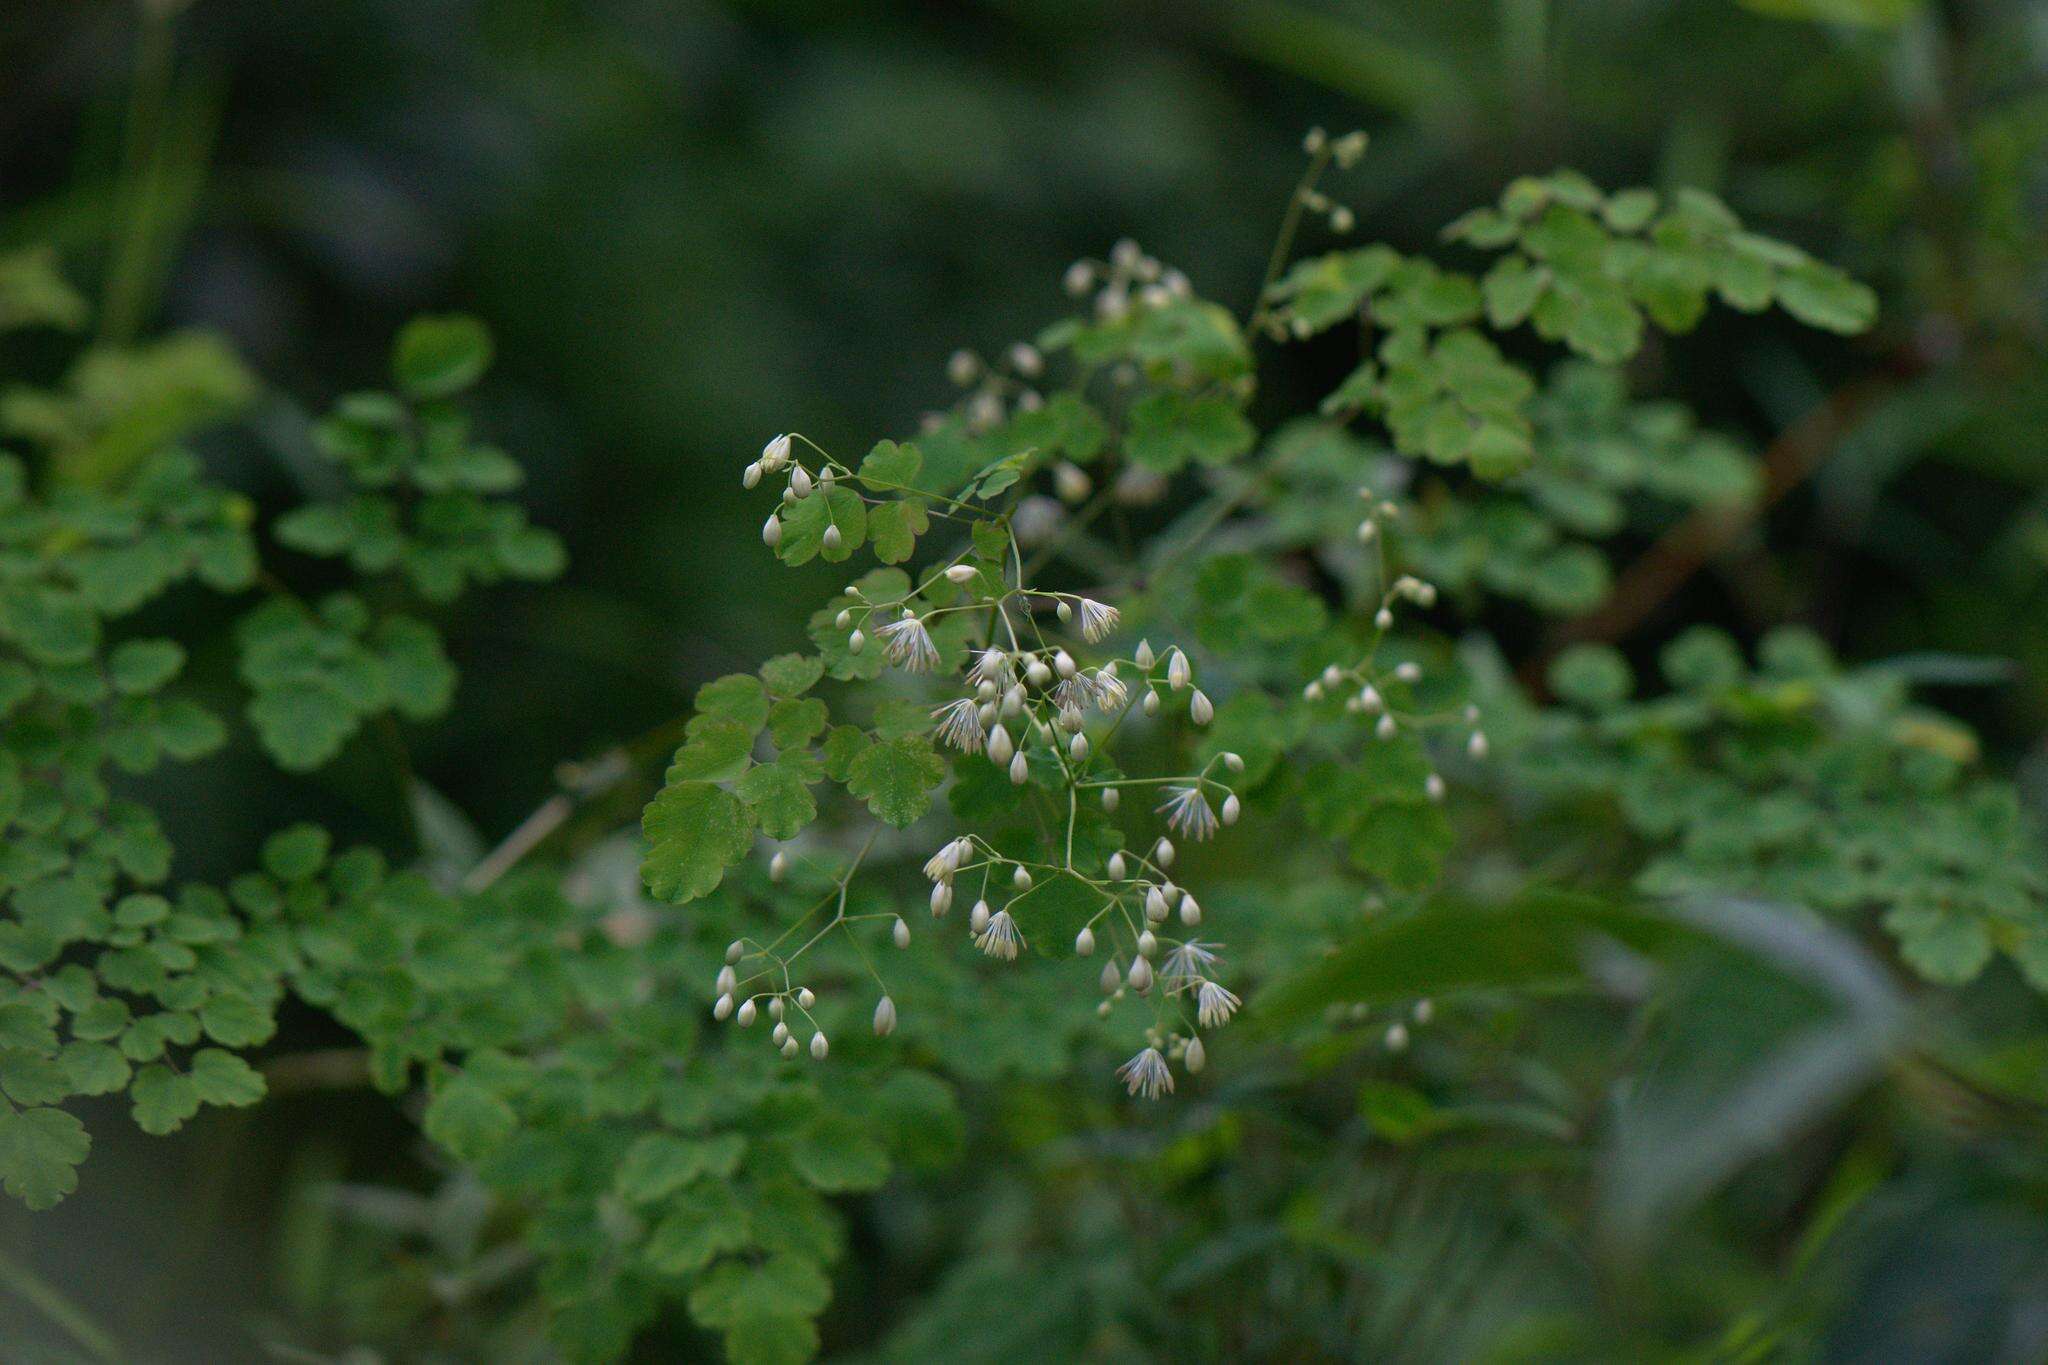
[1145,886,1169,922]
[1385,1022,1409,1052]
[931,882,956,917]
[1003,684,1026,716]
[1069,732,1089,761]
[762,513,782,547]
[743,461,763,489]
[1053,649,1076,678]
[781,1036,800,1058]
[1012,865,1033,891]
[1134,639,1155,669]
[1413,998,1434,1023]
[1167,649,1192,690]
[893,916,911,948]
[1425,773,1445,801]
[821,524,842,552]
[1102,787,1120,811]
[945,564,978,585]
[1304,681,1324,701]
[1009,750,1030,784]
[772,1021,789,1046]
[1128,956,1154,993]
[1223,752,1244,773]
[1100,958,1122,993]
[1142,690,1160,717]
[1057,600,1073,623]
[726,940,745,964]
[716,965,736,994]
[736,998,757,1027]
[1189,689,1213,725]
[835,608,852,629]
[970,899,991,934]
[1468,731,1490,759]
[1026,659,1053,687]
[1356,518,1377,543]
[769,997,785,1020]
[1137,929,1157,958]
[1076,926,1095,955]
[1064,260,1095,296]
[1107,851,1127,880]
[1154,837,1176,868]
[1179,895,1202,926]
[1375,607,1394,629]
[873,996,897,1036]
[713,993,734,1020]
[769,849,788,882]
[1377,714,1398,740]
[1394,661,1421,684]
[987,723,1014,765]
[789,466,812,499]
[1360,686,1382,713]
[811,1031,829,1060]
[1184,1035,1206,1073]
[947,349,978,386]
[1221,794,1240,826]
[797,988,816,1008]
[1053,461,1091,502]
[1322,664,1343,687]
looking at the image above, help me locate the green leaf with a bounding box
[726,1315,821,1365]
[643,782,756,903]
[0,1106,88,1209]
[776,487,867,566]
[738,755,821,840]
[392,315,494,398]
[423,1073,517,1161]
[856,439,923,491]
[845,735,945,828]
[759,653,825,698]
[865,499,929,564]
[109,639,185,695]
[617,1132,748,1202]
[784,1111,889,1192]
[131,1063,202,1134]
[190,1048,265,1106]
[644,1182,753,1275]
[1775,262,1878,334]
[688,1253,833,1330]
[263,824,332,881]
[1124,392,1255,474]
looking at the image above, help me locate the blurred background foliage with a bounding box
[1,0,2044,1359]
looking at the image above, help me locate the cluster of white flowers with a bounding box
[1298,489,1488,797]
[723,423,1261,1099]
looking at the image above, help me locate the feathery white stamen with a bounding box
[1157,785,1219,841]
[975,909,1024,960]
[1162,940,1220,982]
[1196,980,1240,1028]
[1078,598,1120,643]
[1117,1046,1174,1099]
[932,697,986,753]
[877,612,939,672]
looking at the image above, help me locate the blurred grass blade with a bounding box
[1599,896,1906,1248]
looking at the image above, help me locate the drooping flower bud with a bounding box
[873,996,897,1037]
